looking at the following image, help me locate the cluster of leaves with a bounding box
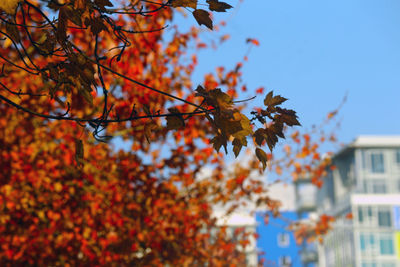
[171,0,233,30]
[291,214,335,244]
[0,0,299,265]
[219,106,343,255]
[0,0,340,265]
[193,87,300,170]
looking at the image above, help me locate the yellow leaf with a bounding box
[54,182,63,192]
[264,91,287,107]
[255,148,268,170]
[83,228,91,239]
[0,0,22,15]
[3,38,12,48]
[3,185,12,196]
[38,210,46,221]
[209,88,232,109]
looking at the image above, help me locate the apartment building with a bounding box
[256,211,303,267]
[294,177,319,267]
[214,210,258,266]
[315,136,400,267]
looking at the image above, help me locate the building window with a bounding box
[378,209,392,227]
[362,263,377,267]
[360,234,365,250]
[370,152,384,173]
[381,263,396,267]
[358,207,363,223]
[279,256,291,267]
[358,206,373,225]
[367,207,373,218]
[396,149,400,164]
[360,232,375,253]
[372,179,387,193]
[277,233,290,247]
[379,235,394,255]
[394,206,400,229]
[362,179,388,194]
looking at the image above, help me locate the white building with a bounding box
[213,210,258,266]
[316,136,400,267]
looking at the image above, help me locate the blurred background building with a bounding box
[214,210,258,266]
[294,177,319,267]
[256,210,303,267]
[215,136,400,267]
[314,136,400,267]
[256,183,309,267]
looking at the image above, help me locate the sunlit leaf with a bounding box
[0,0,21,15]
[255,148,268,170]
[264,91,287,107]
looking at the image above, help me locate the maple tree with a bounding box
[0,0,337,265]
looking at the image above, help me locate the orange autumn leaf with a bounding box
[0,0,342,265]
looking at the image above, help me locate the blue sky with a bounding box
[178,0,400,145]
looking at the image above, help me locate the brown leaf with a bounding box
[5,22,20,43]
[206,0,232,12]
[211,134,227,154]
[166,107,185,130]
[79,87,93,105]
[209,88,232,109]
[269,122,285,138]
[232,138,242,158]
[214,115,241,136]
[64,5,83,27]
[253,128,265,146]
[264,91,287,107]
[166,116,184,130]
[275,109,301,126]
[255,148,268,170]
[88,17,108,35]
[280,113,300,126]
[171,0,197,9]
[144,122,158,143]
[143,104,152,116]
[94,0,113,10]
[192,9,213,30]
[38,31,55,54]
[195,85,207,96]
[56,8,68,43]
[264,128,279,151]
[75,139,84,167]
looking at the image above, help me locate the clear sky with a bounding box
[180,0,400,145]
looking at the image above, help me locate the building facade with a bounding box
[316,136,400,267]
[214,210,259,266]
[256,211,303,267]
[294,178,319,267]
